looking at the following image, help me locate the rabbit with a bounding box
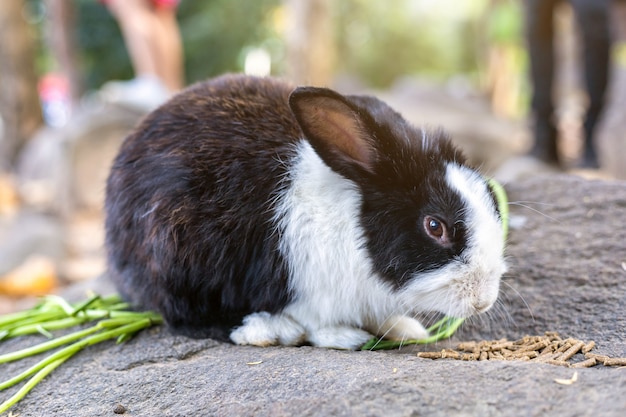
[105,74,506,350]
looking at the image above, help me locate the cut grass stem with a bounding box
[0,294,162,414]
[0,357,71,414]
[361,317,466,351]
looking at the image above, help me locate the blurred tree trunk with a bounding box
[0,0,43,171]
[284,0,335,86]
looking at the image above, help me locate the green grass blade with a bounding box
[35,325,54,339]
[68,294,102,316]
[488,177,509,239]
[0,311,67,333]
[0,325,102,364]
[0,293,164,413]
[0,343,81,390]
[6,316,90,338]
[41,295,75,316]
[0,356,71,414]
[0,310,40,328]
[0,318,155,391]
[97,293,124,306]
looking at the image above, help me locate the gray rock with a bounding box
[2,174,626,416]
[15,100,143,217]
[1,99,144,281]
[379,78,528,175]
[0,210,64,275]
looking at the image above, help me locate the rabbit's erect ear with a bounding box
[289,87,376,175]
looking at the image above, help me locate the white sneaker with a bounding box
[100,75,171,112]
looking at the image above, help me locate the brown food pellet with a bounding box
[516,340,550,353]
[542,359,571,367]
[556,341,585,362]
[414,332,623,368]
[500,348,513,356]
[582,341,596,354]
[441,349,462,359]
[538,347,557,358]
[488,351,504,360]
[508,350,539,360]
[555,342,573,354]
[571,357,597,368]
[536,353,561,363]
[457,341,477,352]
[539,345,556,355]
[585,352,609,362]
[544,331,561,341]
[417,351,443,359]
[488,341,515,351]
[113,404,127,414]
[601,357,626,367]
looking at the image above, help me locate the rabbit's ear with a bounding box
[289,87,377,175]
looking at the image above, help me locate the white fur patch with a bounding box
[230,146,506,349]
[229,312,305,346]
[231,141,393,349]
[376,315,429,341]
[268,141,397,347]
[306,326,373,350]
[399,163,506,318]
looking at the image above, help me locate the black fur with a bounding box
[105,76,299,339]
[359,131,470,288]
[105,74,479,340]
[298,93,471,288]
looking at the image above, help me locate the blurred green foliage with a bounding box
[177,0,284,82]
[74,0,132,89]
[334,0,487,87]
[34,0,524,91]
[75,0,283,89]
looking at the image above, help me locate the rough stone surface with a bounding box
[15,101,143,217]
[2,174,626,417]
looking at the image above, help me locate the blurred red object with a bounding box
[38,73,72,127]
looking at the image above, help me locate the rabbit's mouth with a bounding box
[397,254,505,319]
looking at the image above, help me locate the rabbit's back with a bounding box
[105,75,300,338]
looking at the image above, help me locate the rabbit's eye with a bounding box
[423,216,451,246]
[427,217,443,237]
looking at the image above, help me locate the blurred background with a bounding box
[1,0,625,312]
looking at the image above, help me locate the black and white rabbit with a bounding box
[105,74,506,349]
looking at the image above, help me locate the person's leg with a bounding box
[524,0,560,165]
[569,0,612,168]
[152,3,184,92]
[101,0,173,110]
[105,0,160,79]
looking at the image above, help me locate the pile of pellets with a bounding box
[417,332,626,368]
